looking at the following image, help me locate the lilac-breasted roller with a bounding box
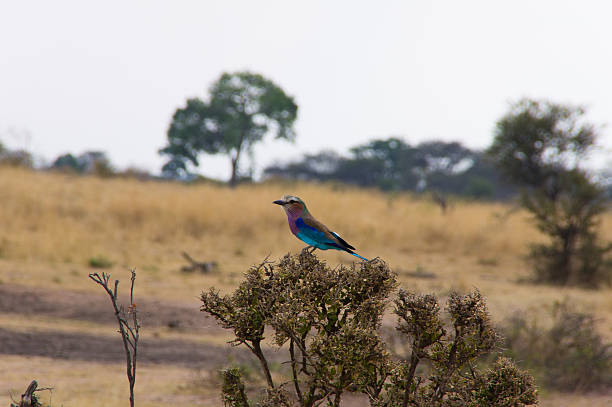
[273,195,369,261]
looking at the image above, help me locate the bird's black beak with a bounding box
[273,200,285,205]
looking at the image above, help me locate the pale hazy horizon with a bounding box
[2,1,611,180]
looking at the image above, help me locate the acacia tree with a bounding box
[488,98,611,286]
[160,71,298,186]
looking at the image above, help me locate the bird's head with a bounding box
[273,195,307,216]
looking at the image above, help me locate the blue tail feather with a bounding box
[350,252,370,262]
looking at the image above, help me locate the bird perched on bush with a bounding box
[273,195,369,261]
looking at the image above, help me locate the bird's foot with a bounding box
[301,246,317,255]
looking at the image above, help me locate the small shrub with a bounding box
[201,252,537,406]
[0,149,33,168]
[403,265,437,279]
[88,255,113,269]
[118,167,151,180]
[503,300,612,392]
[464,177,495,199]
[473,357,538,406]
[221,368,250,407]
[91,157,115,178]
[477,257,499,267]
[524,172,612,288]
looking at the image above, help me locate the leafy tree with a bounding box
[412,141,476,194]
[266,138,420,190]
[462,176,495,199]
[201,252,537,407]
[160,72,298,186]
[488,98,611,286]
[488,99,595,192]
[347,138,419,190]
[265,151,343,182]
[264,138,514,198]
[413,141,474,174]
[50,151,114,177]
[52,153,83,172]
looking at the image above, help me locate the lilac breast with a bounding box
[287,215,300,235]
[286,208,302,235]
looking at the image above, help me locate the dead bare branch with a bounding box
[89,268,140,407]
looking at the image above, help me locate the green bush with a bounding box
[503,300,612,392]
[201,252,537,406]
[88,255,113,269]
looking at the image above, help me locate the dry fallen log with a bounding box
[180,251,218,273]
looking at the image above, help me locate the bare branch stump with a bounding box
[10,380,44,407]
[180,251,217,273]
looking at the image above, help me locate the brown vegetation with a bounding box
[1,167,611,406]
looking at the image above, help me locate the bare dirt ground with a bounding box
[2,283,611,407]
[0,283,212,331]
[0,327,230,367]
[0,283,253,368]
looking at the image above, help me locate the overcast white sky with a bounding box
[1,1,611,180]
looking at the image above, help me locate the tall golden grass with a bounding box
[0,166,548,263]
[1,166,611,321]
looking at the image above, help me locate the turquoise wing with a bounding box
[295,218,338,249]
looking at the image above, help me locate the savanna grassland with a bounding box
[1,166,611,406]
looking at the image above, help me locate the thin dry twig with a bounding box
[89,268,140,407]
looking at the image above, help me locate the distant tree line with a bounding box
[264,138,516,200]
[51,151,114,176]
[0,139,33,167]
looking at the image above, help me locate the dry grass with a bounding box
[1,355,221,407]
[0,167,544,278]
[0,167,541,264]
[538,392,612,407]
[2,355,610,407]
[1,166,611,406]
[1,166,611,323]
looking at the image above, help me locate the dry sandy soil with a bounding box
[0,282,261,406]
[0,283,236,367]
[2,282,611,407]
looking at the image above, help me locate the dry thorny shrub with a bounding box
[201,251,537,406]
[504,299,612,392]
